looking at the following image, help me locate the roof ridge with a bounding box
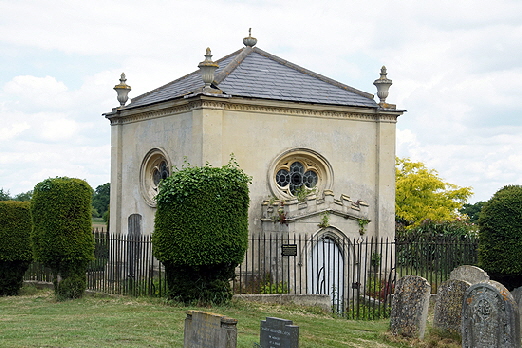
[131,71,199,103]
[214,47,254,84]
[131,49,246,103]
[252,47,374,100]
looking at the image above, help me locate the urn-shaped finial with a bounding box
[198,47,219,87]
[113,73,131,107]
[373,66,393,104]
[243,28,257,47]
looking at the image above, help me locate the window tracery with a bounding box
[270,148,332,200]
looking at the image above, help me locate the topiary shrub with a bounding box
[152,159,250,305]
[479,185,522,290]
[31,177,95,300]
[0,201,33,295]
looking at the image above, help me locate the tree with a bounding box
[13,190,33,202]
[395,157,473,227]
[478,185,522,290]
[459,201,485,223]
[0,188,11,201]
[92,183,110,218]
[31,177,95,300]
[152,159,250,305]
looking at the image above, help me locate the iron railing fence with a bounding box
[24,229,168,297]
[395,235,479,293]
[233,234,397,319]
[23,230,479,320]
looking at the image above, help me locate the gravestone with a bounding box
[390,275,431,339]
[449,265,489,285]
[512,286,522,334]
[184,311,237,348]
[462,280,520,348]
[433,278,470,333]
[260,317,299,348]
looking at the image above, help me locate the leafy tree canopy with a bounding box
[396,157,473,227]
[92,183,110,218]
[0,188,11,201]
[0,189,33,202]
[459,201,485,223]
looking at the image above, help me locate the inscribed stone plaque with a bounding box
[260,317,299,348]
[184,311,237,348]
[449,265,489,285]
[390,275,431,339]
[433,279,470,333]
[462,280,520,348]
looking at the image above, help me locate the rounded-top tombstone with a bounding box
[449,265,489,285]
[462,280,520,348]
[390,275,431,339]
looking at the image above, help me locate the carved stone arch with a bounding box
[307,226,348,311]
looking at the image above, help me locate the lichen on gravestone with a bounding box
[449,265,489,285]
[433,278,470,333]
[462,280,520,348]
[390,275,431,339]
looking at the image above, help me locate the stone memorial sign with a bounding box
[462,280,520,348]
[184,311,237,348]
[390,275,431,339]
[449,265,489,285]
[260,317,299,348]
[433,278,470,333]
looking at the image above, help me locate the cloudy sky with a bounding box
[1,0,521,203]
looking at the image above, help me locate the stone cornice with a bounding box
[104,96,403,125]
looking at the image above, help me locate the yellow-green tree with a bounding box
[396,157,473,227]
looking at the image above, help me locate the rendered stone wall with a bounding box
[110,96,398,241]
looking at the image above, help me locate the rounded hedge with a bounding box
[479,185,522,288]
[0,201,32,295]
[0,201,32,262]
[152,161,250,267]
[152,160,250,304]
[31,177,94,299]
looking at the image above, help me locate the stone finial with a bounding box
[243,28,257,47]
[198,47,219,87]
[373,66,393,104]
[113,73,131,107]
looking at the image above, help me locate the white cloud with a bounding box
[0,0,521,203]
[0,122,30,141]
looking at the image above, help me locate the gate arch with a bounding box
[307,227,351,312]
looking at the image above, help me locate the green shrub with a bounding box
[31,177,95,300]
[0,201,32,295]
[479,185,522,289]
[152,159,250,305]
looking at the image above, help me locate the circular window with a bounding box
[269,148,333,200]
[140,148,170,207]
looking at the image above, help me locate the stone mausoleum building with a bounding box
[103,32,404,304]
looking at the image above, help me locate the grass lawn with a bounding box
[92,218,107,230]
[0,285,459,348]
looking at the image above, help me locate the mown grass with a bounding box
[0,285,459,348]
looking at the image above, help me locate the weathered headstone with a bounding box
[390,275,431,339]
[184,311,237,348]
[449,265,489,285]
[512,286,522,334]
[260,317,299,348]
[433,278,471,333]
[462,280,520,348]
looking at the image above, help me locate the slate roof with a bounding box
[126,46,378,110]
